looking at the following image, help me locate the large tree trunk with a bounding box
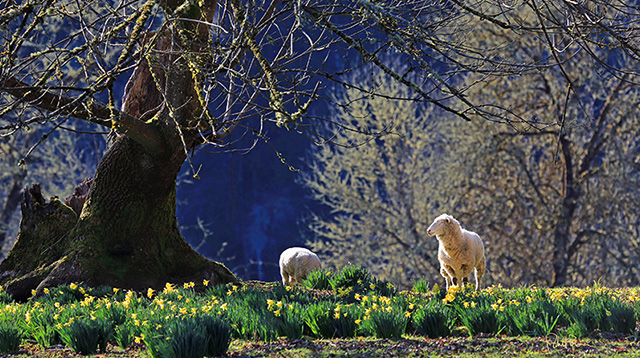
[0,134,236,301]
[0,0,238,300]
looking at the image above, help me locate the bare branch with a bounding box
[1,76,164,153]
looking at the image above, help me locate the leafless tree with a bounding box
[0,0,639,298]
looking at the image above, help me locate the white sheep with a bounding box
[279,247,322,286]
[427,213,486,290]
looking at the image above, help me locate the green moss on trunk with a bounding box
[0,136,237,301]
[0,186,76,276]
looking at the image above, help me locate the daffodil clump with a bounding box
[354,293,408,339]
[1,267,640,357]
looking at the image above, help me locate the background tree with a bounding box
[303,3,640,288]
[302,65,458,289]
[446,7,640,287]
[0,0,639,298]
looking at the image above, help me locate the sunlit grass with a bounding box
[2,270,640,357]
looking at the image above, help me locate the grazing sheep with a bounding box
[279,247,322,285]
[427,214,486,290]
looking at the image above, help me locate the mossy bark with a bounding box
[0,185,79,300]
[0,136,237,301]
[0,0,236,301]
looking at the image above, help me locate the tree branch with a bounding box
[1,76,164,153]
[578,74,629,177]
[301,3,472,122]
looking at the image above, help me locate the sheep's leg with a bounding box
[457,264,471,289]
[475,260,486,290]
[440,267,451,290]
[453,276,466,288]
[281,270,290,285]
[446,265,462,290]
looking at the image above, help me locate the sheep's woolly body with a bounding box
[427,214,486,290]
[279,247,322,285]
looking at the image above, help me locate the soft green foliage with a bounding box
[3,271,640,357]
[222,286,278,341]
[563,320,591,339]
[144,315,231,358]
[607,301,636,335]
[195,315,232,356]
[20,304,60,347]
[0,321,21,354]
[412,279,430,294]
[304,301,360,338]
[94,301,127,327]
[32,283,94,305]
[555,286,637,337]
[502,300,559,337]
[412,303,453,338]
[456,300,505,336]
[0,289,12,305]
[57,317,113,355]
[144,318,208,358]
[272,302,305,340]
[303,268,332,290]
[114,323,135,349]
[330,265,372,291]
[360,308,407,339]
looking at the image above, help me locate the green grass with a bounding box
[2,272,640,358]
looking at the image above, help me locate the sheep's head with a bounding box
[427,213,453,236]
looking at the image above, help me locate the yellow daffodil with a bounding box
[164,283,176,294]
[134,334,145,344]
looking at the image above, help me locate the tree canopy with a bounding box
[2,1,639,146]
[302,4,640,288]
[0,0,639,295]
